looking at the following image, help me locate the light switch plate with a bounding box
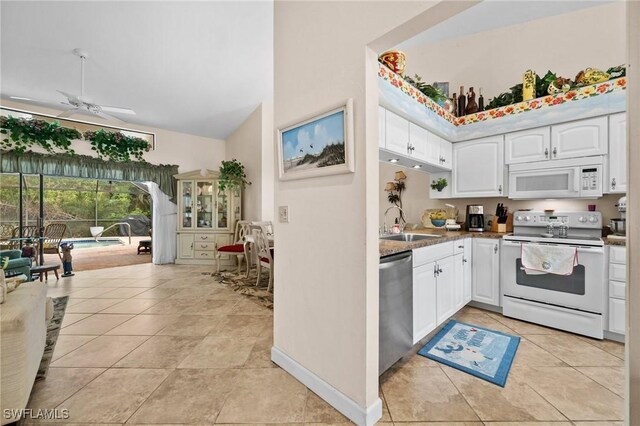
[278,206,289,223]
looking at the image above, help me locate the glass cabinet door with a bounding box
[196,180,214,229]
[216,188,229,230]
[180,181,193,228]
[232,188,241,225]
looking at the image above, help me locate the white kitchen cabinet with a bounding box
[378,106,386,148]
[551,116,608,159]
[463,239,473,304]
[178,233,194,259]
[472,238,501,306]
[385,109,410,155]
[453,253,465,311]
[609,299,626,335]
[505,127,551,164]
[607,113,627,193]
[413,261,437,344]
[436,255,456,324]
[439,137,453,170]
[408,123,433,163]
[452,136,505,198]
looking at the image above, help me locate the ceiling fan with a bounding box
[10,48,136,122]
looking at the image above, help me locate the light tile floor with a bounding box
[27,263,625,425]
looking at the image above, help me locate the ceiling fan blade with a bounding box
[57,108,80,118]
[56,90,79,101]
[100,105,136,115]
[95,111,125,123]
[10,95,58,103]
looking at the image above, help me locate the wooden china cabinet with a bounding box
[174,169,241,266]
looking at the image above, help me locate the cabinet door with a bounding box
[607,113,627,193]
[179,181,194,229]
[609,298,625,335]
[453,253,465,311]
[551,116,608,159]
[178,234,194,259]
[385,110,410,155]
[439,137,453,170]
[413,261,437,343]
[378,106,386,148]
[436,256,456,324]
[195,180,215,230]
[409,123,437,164]
[452,136,505,197]
[505,127,551,164]
[472,239,500,306]
[463,239,473,304]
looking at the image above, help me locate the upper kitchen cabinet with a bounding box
[505,127,551,164]
[384,109,410,155]
[439,136,453,170]
[550,116,608,160]
[408,122,433,163]
[452,135,505,198]
[607,113,627,193]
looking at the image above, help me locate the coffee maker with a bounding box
[466,205,485,232]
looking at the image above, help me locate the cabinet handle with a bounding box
[458,245,464,248]
[611,178,616,189]
[438,267,443,274]
[498,185,502,194]
[494,244,498,254]
[544,148,549,158]
[463,258,468,263]
[553,147,557,157]
[434,264,438,277]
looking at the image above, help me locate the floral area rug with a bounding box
[208,270,273,310]
[37,296,69,379]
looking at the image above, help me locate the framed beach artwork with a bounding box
[277,99,354,181]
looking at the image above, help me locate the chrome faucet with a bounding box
[383,206,405,234]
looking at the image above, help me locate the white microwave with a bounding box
[508,157,603,199]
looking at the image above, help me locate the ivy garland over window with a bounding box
[0,115,151,162]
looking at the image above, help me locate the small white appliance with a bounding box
[502,210,605,338]
[508,157,603,199]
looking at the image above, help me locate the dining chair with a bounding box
[250,224,273,292]
[42,223,67,261]
[216,220,251,273]
[243,221,274,277]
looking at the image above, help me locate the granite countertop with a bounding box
[379,228,503,257]
[379,228,625,256]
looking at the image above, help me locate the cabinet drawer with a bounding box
[413,242,453,267]
[609,280,625,300]
[609,298,626,335]
[453,240,465,255]
[609,263,626,282]
[194,242,216,251]
[194,250,215,259]
[609,246,626,265]
[194,234,214,242]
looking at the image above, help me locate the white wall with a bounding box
[1,99,226,173]
[225,102,275,222]
[273,1,436,422]
[403,2,626,104]
[379,162,622,228]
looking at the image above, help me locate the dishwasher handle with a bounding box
[380,252,412,269]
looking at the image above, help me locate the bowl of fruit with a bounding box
[430,211,447,228]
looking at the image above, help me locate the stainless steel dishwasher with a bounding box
[379,251,413,375]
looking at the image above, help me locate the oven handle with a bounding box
[502,240,604,254]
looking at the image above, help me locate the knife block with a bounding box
[490,213,513,233]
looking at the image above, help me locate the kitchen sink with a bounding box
[380,233,441,242]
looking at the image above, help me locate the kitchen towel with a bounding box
[521,243,578,275]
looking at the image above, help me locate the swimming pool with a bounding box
[62,239,125,249]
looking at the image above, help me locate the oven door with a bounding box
[501,240,605,313]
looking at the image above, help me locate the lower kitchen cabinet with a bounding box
[463,239,473,304]
[472,238,501,306]
[436,255,456,324]
[413,261,437,343]
[609,298,626,335]
[608,245,626,336]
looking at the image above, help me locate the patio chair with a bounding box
[250,224,273,292]
[42,223,67,261]
[0,224,14,239]
[3,226,39,251]
[216,220,250,273]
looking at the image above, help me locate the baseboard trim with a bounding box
[271,346,381,426]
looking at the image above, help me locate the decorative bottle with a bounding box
[457,86,466,117]
[451,93,458,117]
[465,87,478,114]
[478,87,485,111]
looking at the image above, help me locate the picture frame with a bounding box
[277,99,354,181]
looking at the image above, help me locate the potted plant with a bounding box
[431,178,448,192]
[218,159,251,192]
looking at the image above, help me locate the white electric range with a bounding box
[501,211,606,339]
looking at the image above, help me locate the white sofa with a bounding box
[0,282,48,425]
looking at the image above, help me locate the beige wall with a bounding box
[403,3,626,104]
[226,102,275,222]
[273,0,436,417]
[1,99,226,173]
[379,162,622,228]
